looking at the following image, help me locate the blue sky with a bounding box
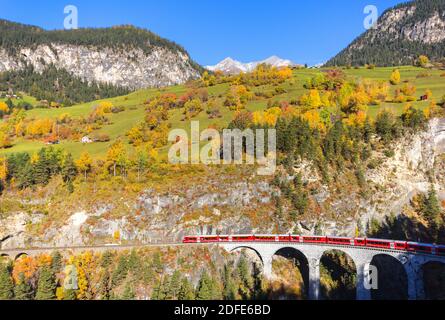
[1,0,403,66]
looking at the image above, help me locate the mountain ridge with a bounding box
[0,19,203,90]
[326,0,445,66]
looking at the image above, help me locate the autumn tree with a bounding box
[300,89,322,108]
[390,69,401,85]
[75,151,93,180]
[0,102,10,118]
[417,55,430,68]
[0,157,7,187]
[135,148,148,182]
[0,131,12,149]
[107,140,125,177]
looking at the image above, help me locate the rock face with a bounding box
[0,43,200,89]
[326,0,445,66]
[0,20,202,89]
[359,118,445,227]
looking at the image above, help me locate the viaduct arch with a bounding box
[221,242,445,300]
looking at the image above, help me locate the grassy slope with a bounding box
[1,66,444,158]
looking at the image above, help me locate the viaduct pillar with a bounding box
[308,257,320,300]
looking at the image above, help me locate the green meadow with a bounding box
[1,66,444,158]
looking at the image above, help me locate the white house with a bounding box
[81,136,93,144]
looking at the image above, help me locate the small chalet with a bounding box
[81,136,93,144]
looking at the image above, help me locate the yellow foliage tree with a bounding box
[0,157,7,182]
[0,101,10,115]
[303,110,325,131]
[0,131,12,149]
[107,140,125,176]
[70,252,95,300]
[25,118,54,137]
[31,152,39,164]
[75,151,93,180]
[344,110,367,127]
[390,69,401,85]
[417,55,430,68]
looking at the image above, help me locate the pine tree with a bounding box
[195,271,217,300]
[363,117,374,143]
[61,153,77,184]
[151,278,166,300]
[51,251,63,274]
[222,263,237,300]
[63,289,77,300]
[161,274,173,300]
[151,252,163,274]
[99,270,111,300]
[33,149,51,185]
[252,262,265,300]
[169,270,181,299]
[14,273,33,300]
[121,282,135,300]
[35,266,57,300]
[111,255,128,287]
[237,256,254,299]
[0,263,14,300]
[290,173,308,217]
[423,187,442,230]
[127,250,142,277]
[178,277,195,300]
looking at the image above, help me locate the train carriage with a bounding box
[302,236,327,244]
[365,238,392,249]
[254,235,278,242]
[278,235,291,242]
[327,236,355,246]
[181,235,444,256]
[436,245,445,256]
[354,238,366,246]
[407,242,435,254]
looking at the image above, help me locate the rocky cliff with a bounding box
[0,20,202,89]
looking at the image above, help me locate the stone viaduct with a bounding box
[221,242,445,300]
[1,242,445,300]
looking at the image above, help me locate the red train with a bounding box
[182,234,445,256]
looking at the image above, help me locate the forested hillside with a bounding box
[0,20,192,57]
[0,19,203,93]
[327,0,445,66]
[0,65,130,106]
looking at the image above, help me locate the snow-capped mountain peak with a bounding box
[206,56,298,74]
